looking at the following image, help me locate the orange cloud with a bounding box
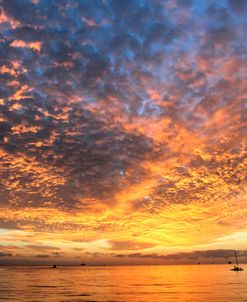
[10,40,42,52]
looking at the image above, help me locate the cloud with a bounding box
[52,251,63,257]
[0,219,21,230]
[0,252,12,257]
[109,240,155,251]
[126,249,247,261]
[0,99,154,210]
[10,40,42,51]
[26,245,61,251]
[34,254,50,258]
[0,0,246,259]
[228,0,247,14]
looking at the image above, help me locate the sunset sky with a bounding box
[0,0,246,265]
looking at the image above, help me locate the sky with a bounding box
[0,0,246,265]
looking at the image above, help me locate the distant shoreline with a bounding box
[0,263,246,267]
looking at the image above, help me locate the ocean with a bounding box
[0,265,246,301]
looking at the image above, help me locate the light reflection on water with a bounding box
[0,265,246,301]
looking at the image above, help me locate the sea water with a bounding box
[0,265,246,301]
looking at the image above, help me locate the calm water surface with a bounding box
[0,265,246,302]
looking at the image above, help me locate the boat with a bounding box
[231,250,244,271]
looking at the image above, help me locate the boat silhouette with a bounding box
[231,250,244,271]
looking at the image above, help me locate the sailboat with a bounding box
[231,250,244,271]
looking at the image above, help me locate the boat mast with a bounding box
[234,250,239,267]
